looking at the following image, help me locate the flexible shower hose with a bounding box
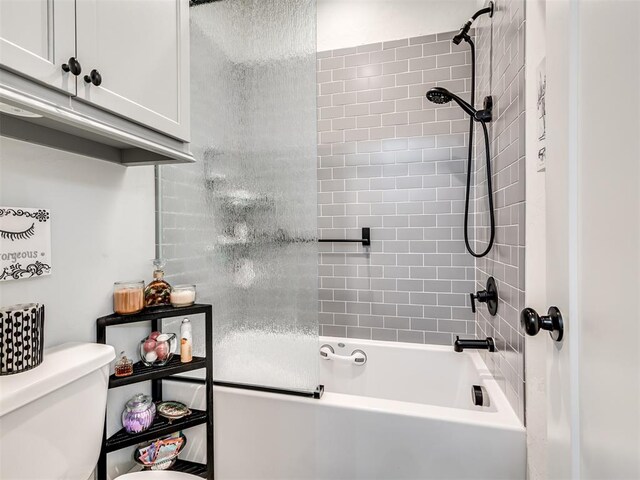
[464,39,495,258]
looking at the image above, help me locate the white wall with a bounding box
[317,0,477,51]
[0,137,155,348]
[1,137,156,477]
[524,0,548,479]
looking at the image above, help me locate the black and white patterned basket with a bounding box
[0,303,45,375]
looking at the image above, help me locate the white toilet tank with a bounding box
[0,342,115,480]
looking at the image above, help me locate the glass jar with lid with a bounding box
[114,351,133,377]
[113,281,145,315]
[122,393,156,434]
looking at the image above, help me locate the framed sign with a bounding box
[0,207,52,282]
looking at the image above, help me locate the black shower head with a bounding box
[425,88,452,105]
[452,1,494,45]
[426,87,494,123]
[425,87,477,118]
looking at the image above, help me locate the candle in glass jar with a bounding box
[114,281,145,315]
[170,285,196,307]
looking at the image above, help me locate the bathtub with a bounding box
[211,337,525,480]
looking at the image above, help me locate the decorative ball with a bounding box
[155,341,169,361]
[143,339,157,353]
[144,351,158,363]
[156,333,171,342]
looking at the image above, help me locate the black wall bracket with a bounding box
[474,95,494,122]
[318,227,370,247]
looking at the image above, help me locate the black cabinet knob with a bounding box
[61,57,82,76]
[470,276,498,316]
[520,306,564,342]
[84,69,102,86]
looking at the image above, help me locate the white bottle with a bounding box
[180,318,193,363]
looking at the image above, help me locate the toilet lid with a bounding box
[117,472,200,479]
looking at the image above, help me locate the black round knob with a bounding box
[520,306,564,342]
[84,69,102,86]
[61,57,81,76]
[520,307,541,336]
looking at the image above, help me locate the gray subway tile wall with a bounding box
[474,0,526,423]
[317,31,477,345]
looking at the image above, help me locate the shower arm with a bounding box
[453,1,494,45]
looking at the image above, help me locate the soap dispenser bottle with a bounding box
[144,259,172,307]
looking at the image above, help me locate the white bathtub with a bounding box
[212,337,525,480]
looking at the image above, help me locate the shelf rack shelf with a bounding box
[172,459,209,476]
[96,304,213,479]
[105,408,208,453]
[108,355,207,388]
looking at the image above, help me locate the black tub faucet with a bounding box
[454,336,496,353]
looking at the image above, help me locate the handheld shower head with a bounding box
[426,87,477,117]
[426,87,493,123]
[425,88,452,105]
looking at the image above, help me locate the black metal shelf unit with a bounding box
[96,304,213,479]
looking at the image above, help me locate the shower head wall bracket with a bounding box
[474,96,493,123]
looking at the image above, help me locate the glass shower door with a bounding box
[161,0,319,394]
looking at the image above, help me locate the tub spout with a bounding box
[454,336,496,353]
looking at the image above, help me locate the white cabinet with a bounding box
[76,0,190,140]
[0,0,77,94]
[0,0,190,143]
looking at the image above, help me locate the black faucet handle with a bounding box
[470,290,491,312]
[469,277,498,316]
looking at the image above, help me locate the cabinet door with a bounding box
[76,0,190,141]
[0,0,77,94]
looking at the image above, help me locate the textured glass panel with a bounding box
[161,0,318,392]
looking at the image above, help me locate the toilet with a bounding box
[0,342,114,480]
[0,342,202,480]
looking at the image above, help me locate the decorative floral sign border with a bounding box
[0,208,52,282]
[0,208,50,223]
